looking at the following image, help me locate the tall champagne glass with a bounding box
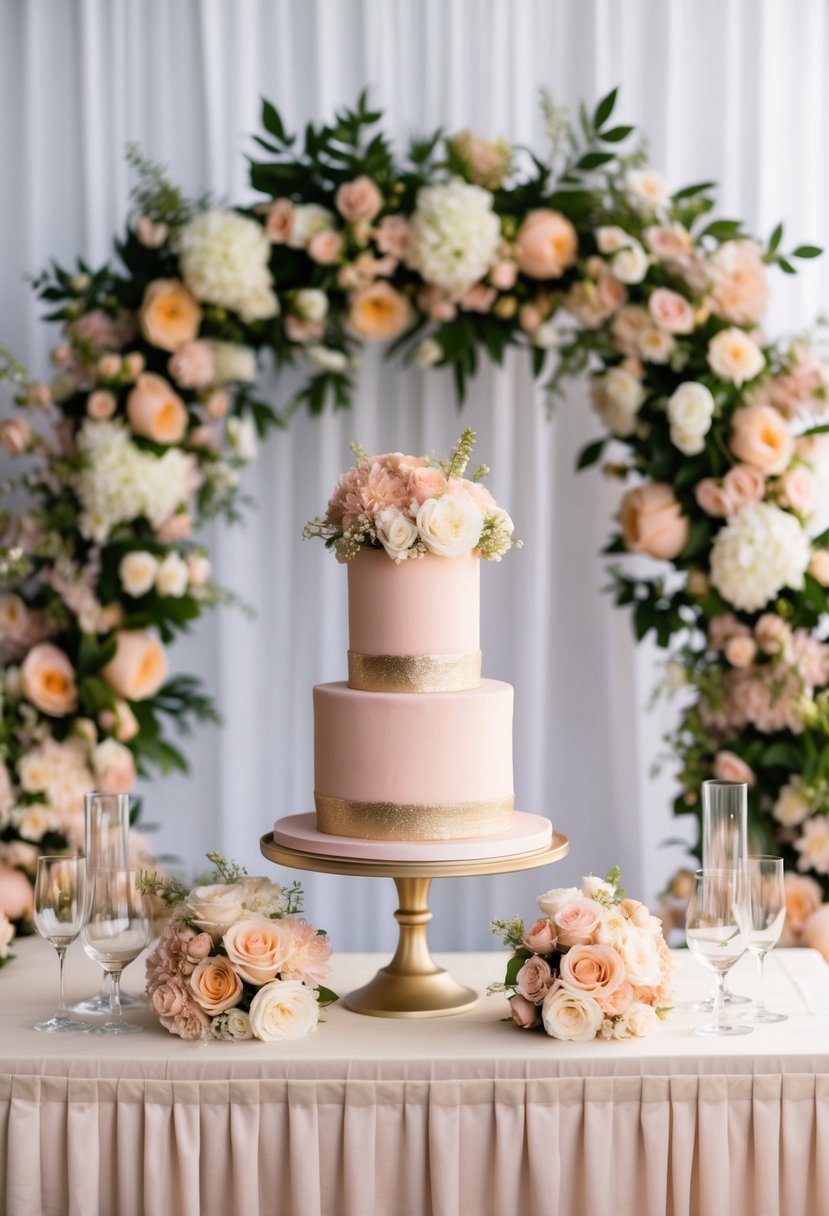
[686,868,752,1036]
[32,855,89,1032]
[739,856,788,1025]
[82,868,149,1035]
[692,779,750,1009]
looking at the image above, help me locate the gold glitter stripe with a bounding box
[347,650,482,693]
[315,793,514,841]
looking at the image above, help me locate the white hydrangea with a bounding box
[74,420,192,543]
[710,502,811,612]
[407,181,501,296]
[207,341,258,384]
[178,209,278,323]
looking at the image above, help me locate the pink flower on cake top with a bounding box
[304,428,519,563]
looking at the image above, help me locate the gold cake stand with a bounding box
[260,830,569,1018]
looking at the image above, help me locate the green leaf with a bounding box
[576,152,614,171]
[768,222,784,253]
[504,954,527,988]
[700,219,743,240]
[316,985,339,1007]
[593,87,618,130]
[793,245,823,259]
[778,257,796,274]
[671,181,716,201]
[576,438,606,470]
[599,125,633,143]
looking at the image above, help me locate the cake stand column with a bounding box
[344,876,478,1018]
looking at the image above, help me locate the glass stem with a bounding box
[109,970,123,1025]
[756,952,766,1018]
[714,971,726,1031]
[56,947,68,1020]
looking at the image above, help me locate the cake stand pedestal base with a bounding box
[260,828,569,1019]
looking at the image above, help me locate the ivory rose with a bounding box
[615,926,663,988]
[374,507,418,561]
[416,494,482,557]
[648,288,695,334]
[796,818,829,875]
[223,914,294,985]
[626,169,669,210]
[541,982,604,1041]
[625,1002,661,1037]
[516,955,554,1002]
[119,551,159,598]
[139,279,202,352]
[553,898,602,947]
[101,631,168,701]
[523,917,556,954]
[127,373,189,445]
[774,781,811,828]
[558,944,625,998]
[186,882,248,939]
[98,699,140,743]
[591,367,644,437]
[509,994,541,1028]
[619,483,689,561]
[335,176,383,223]
[515,209,578,279]
[189,956,244,1015]
[347,282,411,340]
[20,643,78,716]
[667,381,714,455]
[708,328,765,386]
[730,403,794,474]
[537,886,582,918]
[248,979,319,1041]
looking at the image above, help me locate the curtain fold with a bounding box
[1,0,828,948]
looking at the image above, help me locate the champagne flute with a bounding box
[73,791,142,1014]
[739,855,788,1025]
[33,855,90,1032]
[82,868,149,1035]
[686,867,752,1036]
[692,779,750,1010]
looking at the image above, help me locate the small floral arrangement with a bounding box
[304,427,518,563]
[490,869,674,1041]
[0,909,14,968]
[140,853,337,1042]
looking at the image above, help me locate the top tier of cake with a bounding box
[346,549,481,693]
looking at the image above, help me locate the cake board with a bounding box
[260,817,569,1018]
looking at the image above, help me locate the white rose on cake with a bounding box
[248,978,320,1041]
[375,506,419,561]
[416,493,482,557]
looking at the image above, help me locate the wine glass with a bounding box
[739,855,788,1025]
[686,867,752,1036]
[32,855,90,1032]
[692,779,751,1010]
[73,791,142,1014]
[82,868,149,1035]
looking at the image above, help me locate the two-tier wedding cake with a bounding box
[273,431,553,860]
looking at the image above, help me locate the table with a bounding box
[1,939,828,1216]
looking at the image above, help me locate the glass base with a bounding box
[690,990,752,1013]
[72,990,143,1015]
[84,1020,144,1036]
[695,1020,754,1036]
[741,1009,788,1024]
[34,1014,91,1033]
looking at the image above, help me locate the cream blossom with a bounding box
[119,551,159,598]
[591,367,645,437]
[178,209,278,322]
[795,815,829,875]
[774,780,811,828]
[615,926,663,988]
[707,328,765,386]
[407,181,501,296]
[541,982,604,1041]
[709,502,810,611]
[288,204,336,249]
[536,886,582,918]
[374,506,419,561]
[667,382,715,454]
[248,979,319,1042]
[416,493,482,557]
[625,1002,661,1036]
[155,552,189,598]
[626,169,669,211]
[92,737,136,794]
[185,882,248,939]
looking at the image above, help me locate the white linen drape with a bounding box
[2,0,829,948]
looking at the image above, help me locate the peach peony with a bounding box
[515,209,578,279]
[223,915,294,985]
[709,240,769,326]
[619,483,689,560]
[730,404,794,475]
[126,373,188,445]
[335,176,383,223]
[347,282,411,340]
[20,643,78,716]
[139,279,202,352]
[101,631,168,701]
[189,956,244,1014]
[279,919,333,988]
[0,863,34,921]
[558,944,625,998]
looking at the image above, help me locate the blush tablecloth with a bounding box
[1,939,828,1216]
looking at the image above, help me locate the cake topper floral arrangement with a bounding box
[304,428,518,562]
[140,852,337,1042]
[490,870,674,1041]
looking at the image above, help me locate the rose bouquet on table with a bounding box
[140,853,337,1043]
[304,428,518,563]
[0,909,14,968]
[490,870,674,1041]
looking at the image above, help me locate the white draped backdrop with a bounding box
[2,0,829,949]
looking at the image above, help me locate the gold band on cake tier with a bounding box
[315,793,514,841]
[347,649,482,693]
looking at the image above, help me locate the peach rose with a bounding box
[523,917,557,954]
[809,550,829,587]
[648,288,695,334]
[781,466,816,515]
[101,631,168,701]
[336,176,383,223]
[450,130,510,189]
[755,613,792,656]
[307,230,344,264]
[516,955,555,1002]
[139,279,202,352]
[20,643,78,716]
[694,478,732,518]
[168,340,216,390]
[712,750,755,786]
[223,915,294,985]
[595,979,635,1018]
[708,328,765,386]
[730,404,794,474]
[374,215,411,259]
[265,199,294,244]
[490,259,518,290]
[784,873,822,932]
[189,956,244,1014]
[1,418,33,455]
[516,209,578,279]
[156,512,193,542]
[151,981,188,1018]
[801,904,829,962]
[98,698,139,742]
[87,390,117,420]
[284,315,325,344]
[126,373,188,445]
[554,899,603,948]
[409,466,448,505]
[509,993,541,1028]
[722,464,765,510]
[0,863,33,921]
[724,635,757,668]
[347,282,411,340]
[558,943,625,997]
[619,483,689,560]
